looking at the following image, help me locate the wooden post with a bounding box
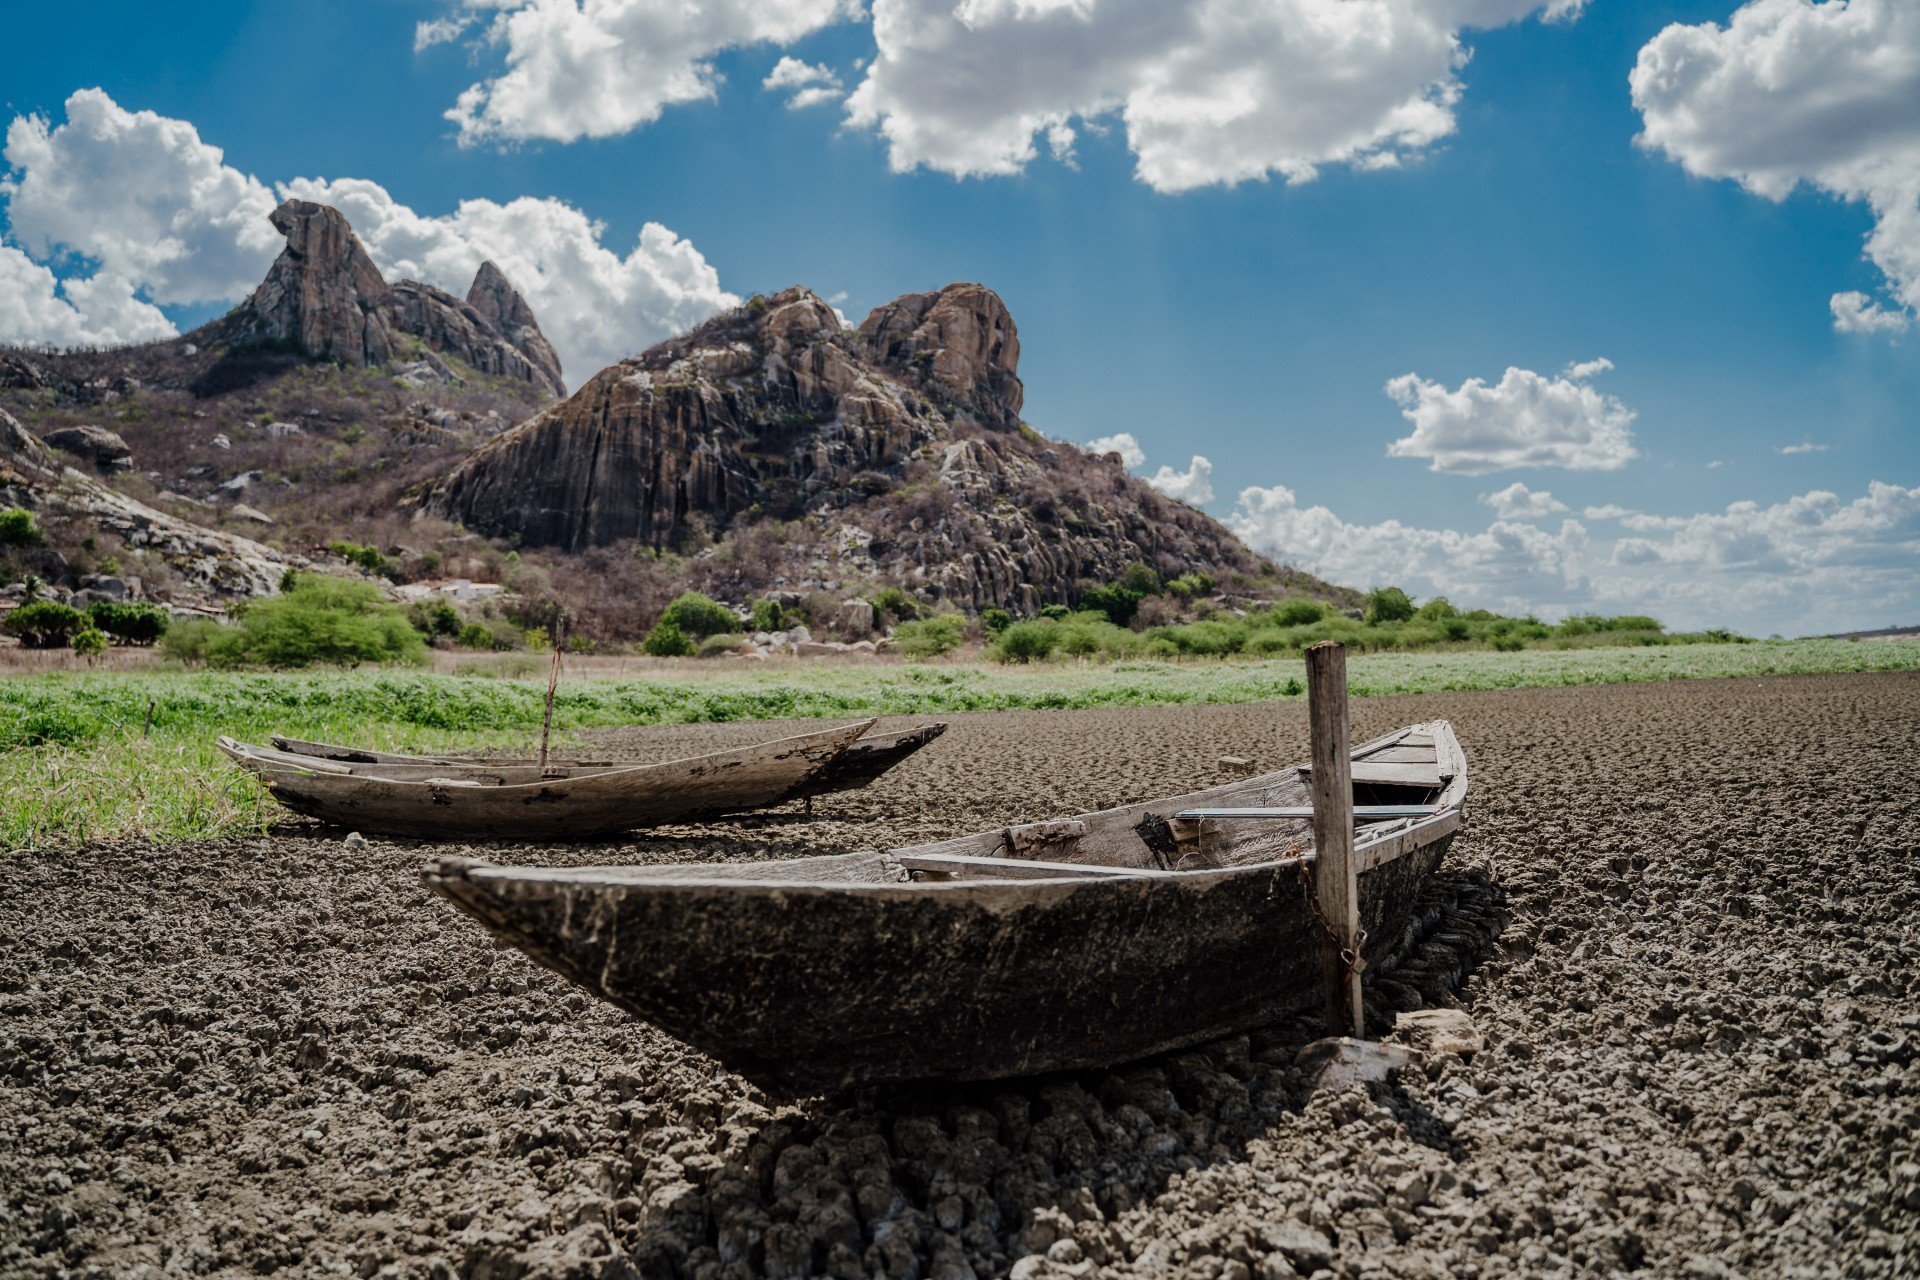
[538,638,563,776]
[1305,640,1363,1038]
[142,699,155,739]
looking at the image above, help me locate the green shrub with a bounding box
[696,633,748,658]
[1119,563,1162,596]
[70,627,108,660]
[869,586,923,623]
[980,607,1012,634]
[749,598,784,632]
[1166,571,1215,600]
[158,618,224,664]
[1364,586,1416,624]
[657,592,738,639]
[456,622,496,650]
[4,601,89,648]
[0,507,44,547]
[994,620,1060,663]
[1491,633,1525,652]
[641,620,695,656]
[1082,583,1145,627]
[1415,597,1459,621]
[87,601,169,646]
[191,577,428,669]
[1039,604,1071,621]
[895,616,965,659]
[327,539,391,578]
[1270,597,1328,626]
[409,599,461,637]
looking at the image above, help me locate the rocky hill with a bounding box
[423,285,1323,616]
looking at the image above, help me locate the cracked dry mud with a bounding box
[3,672,1917,1279]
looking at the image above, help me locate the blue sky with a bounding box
[2,0,1916,634]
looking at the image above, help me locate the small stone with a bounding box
[1393,1008,1483,1059]
[1297,1036,1420,1093]
[343,832,368,847]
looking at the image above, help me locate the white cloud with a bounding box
[1831,289,1910,334]
[1777,441,1830,455]
[2,88,282,305]
[442,0,859,145]
[1631,0,1920,334]
[1083,431,1146,468]
[0,91,737,386]
[1385,358,1638,475]
[844,0,1579,192]
[1147,455,1214,505]
[764,56,845,110]
[1582,503,1633,520]
[1706,460,1725,469]
[1229,479,1920,634]
[1479,481,1568,519]
[0,246,174,348]
[414,15,474,51]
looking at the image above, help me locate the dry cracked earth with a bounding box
[3,672,1917,1279]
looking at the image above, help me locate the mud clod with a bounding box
[3,672,1917,1277]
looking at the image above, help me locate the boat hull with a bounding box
[227,721,873,839]
[424,836,1451,1093]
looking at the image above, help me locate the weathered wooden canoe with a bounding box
[423,720,1469,1094]
[219,719,875,839]
[265,722,947,800]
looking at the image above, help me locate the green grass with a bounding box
[4,638,1915,851]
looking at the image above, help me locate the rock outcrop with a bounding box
[43,425,133,471]
[235,200,564,398]
[1,408,288,600]
[422,285,1271,612]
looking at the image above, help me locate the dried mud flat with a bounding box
[3,672,1917,1280]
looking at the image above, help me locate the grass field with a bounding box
[3,637,1915,851]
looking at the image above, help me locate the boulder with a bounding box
[43,425,133,471]
[837,597,876,637]
[1393,1008,1483,1059]
[1297,1036,1421,1093]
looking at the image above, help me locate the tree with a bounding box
[657,592,738,639]
[1082,583,1145,628]
[87,601,169,646]
[4,601,89,648]
[641,620,695,656]
[0,508,44,547]
[894,616,965,659]
[1364,586,1416,625]
[994,620,1060,663]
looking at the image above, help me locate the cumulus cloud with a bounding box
[0,90,736,384]
[1083,432,1146,468]
[1631,0,1920,333]
[1228,479,1920,634]
[2,88,282,305]
[439,0,858,145]
[0,246,174,348]
[1479,482,1568,519]
[1384,358,1637,475]
[844,0,1579,192]
[414,15,474,51]
[763,56,844,109]
[1147,455,1214,505]
[1831,289,1910,334]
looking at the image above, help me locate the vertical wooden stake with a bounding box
[1305,640,1363,1038]
[142,699,155,739]
[538,638,562,776]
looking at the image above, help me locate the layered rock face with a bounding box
[423,285,1268,612]
[237,200,564,398]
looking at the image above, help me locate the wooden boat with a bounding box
[264,722,947,801]
[423,720,1468,1093]
[219,719,876,839]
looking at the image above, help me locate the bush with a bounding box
[327,539,391,578]
[87,601,169,646]
[696,633,748,658]
[994,620,1060,663]
[191,577,428,669]
[1166,571,1215,600]
[1364,586,1416,625]
[749,598,785,632]
[1119,563,1162,596]
[641,620,695,656]
[158,618,223,664]
[71,627,108,660]
[657,591,738,639]
[0,507,44,547]
[409,599,461,637]
[456,622,496,650]
[869,586,923,623]
[1270,597,1327,626]
[1490,633,1525,652]
[1415,597,1459,621]
[4,601,89,648]
[1082,583,1145,627]
[1039,604,1071,621]
[980,607,1012,634]
[894,616,965,659]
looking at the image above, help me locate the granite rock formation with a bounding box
[236,200,564,398]
[1,409,288,600]
[423,285,1272,613]
[43,424,133,471]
